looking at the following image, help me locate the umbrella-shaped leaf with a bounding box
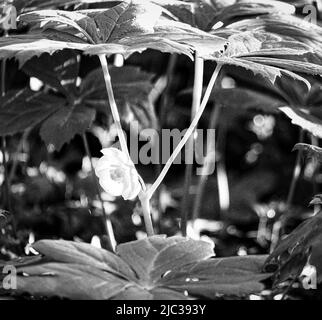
[206,30,321,84]
[3,236,271,300]
[0,1,228,65]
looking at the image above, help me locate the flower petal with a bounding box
[99,177,123,197]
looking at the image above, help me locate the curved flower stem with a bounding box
[180,55,204,236]
[98,54,130,159]
[286,129,304,209]
[146,63,223,201]
[82,134,116,251]
[98,54,154,236]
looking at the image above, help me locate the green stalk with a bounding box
[138,192,154,236]
[146,63,223,201]
[192,103,222,222]
[180,55,204,236]
[82,133,116,251]
[98,54,154,236]
[99,54,129,158]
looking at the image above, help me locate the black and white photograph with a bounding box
[0,0,322,306]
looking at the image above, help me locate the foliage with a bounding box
[1,236,270,299]
[1,0,322,301]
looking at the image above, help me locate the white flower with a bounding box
[95,148,142,200]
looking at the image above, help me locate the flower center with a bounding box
[110,167,124,182]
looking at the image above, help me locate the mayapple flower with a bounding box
[95,148,142,200]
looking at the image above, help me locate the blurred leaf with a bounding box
[0,89,64,136]
[280,107,322,139]
[81,65,157,129]
[264,211,322,284]
[3,236,271,299]
[0,51,159,149]
[39,104,96,150]
[309,194,322,206]
[23,50,80,97]
[293,143,322,162]
[0,210,9,228]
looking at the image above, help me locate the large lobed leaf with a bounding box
[153,0,295,31]
[207,30,322,85]
[0,1,228,65]
[0,236,271,300]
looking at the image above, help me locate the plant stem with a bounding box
[147,63,223,200]
[98,54,154,236]
[82,133,116,251]
[139,192,154,236]
[286,129,304,209]
[192,103,222,221]
[98,54,129,159]
[180,55,204,236]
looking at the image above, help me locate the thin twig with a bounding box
[82,133,116,251]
